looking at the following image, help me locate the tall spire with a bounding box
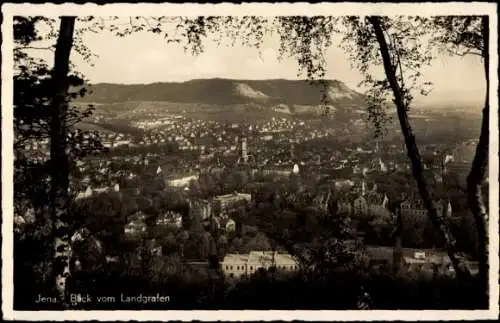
[242,137,248,164]
[382,194,389,208]
[379,157,387,173]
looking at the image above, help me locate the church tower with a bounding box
[242,138,248,164]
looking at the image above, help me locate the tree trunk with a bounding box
[466,15,489,294]
[393,207,403,274]
[50,16,76,306]
[368,16,471,280]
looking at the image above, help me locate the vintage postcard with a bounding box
[1,2,498,321]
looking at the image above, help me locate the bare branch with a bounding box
[15,46,55,51]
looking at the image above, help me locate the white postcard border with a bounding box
[2,2,498,321]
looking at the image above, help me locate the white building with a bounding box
[221,251,298,279]
[225,219,236,232]
[167,174,199,188]
[214,192,252,217]
[115,139,131,147]
[75,186,93,200]
[124,219,147,235]
[156,211,183,229]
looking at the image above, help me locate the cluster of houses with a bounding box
[101,132,133,148]
[365,245,478,277]
[132,115,182,130]
[120,190,254,239]
[123,209,184,237]
[335,183,452,223]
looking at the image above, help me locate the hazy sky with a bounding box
[32,17,486,104]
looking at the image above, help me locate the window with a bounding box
[250,266,253,270]
[225,265,228,270]
[230,266,233,270]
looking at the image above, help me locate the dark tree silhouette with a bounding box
[49,16,77,306]
[430,14,490,297]
[365,16,470,280]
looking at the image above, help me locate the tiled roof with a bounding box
[221,254,249,263]
[248,251,296,265]
[221,251,297,266]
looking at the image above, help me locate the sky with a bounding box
[32,17,486,105]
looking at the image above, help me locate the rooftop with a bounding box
[248,251,296,265]
[222,254,249,263]
[221,251,297,265]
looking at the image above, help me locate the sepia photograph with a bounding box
[1,2,498,321]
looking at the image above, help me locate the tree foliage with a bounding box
[430,16,484,57]
[430,15,489,298]
[340,17,434,138]
[13,16,106,306]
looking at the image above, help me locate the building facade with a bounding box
[213,192,252,217]
[400,198,451,223]
[221,251,298,278]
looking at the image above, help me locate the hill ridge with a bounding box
[75,78,366,107]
